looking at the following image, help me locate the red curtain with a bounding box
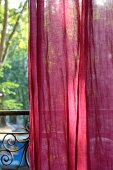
[28,0,113,170]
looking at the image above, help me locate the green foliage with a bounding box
[0,0,28,110]
[0,65,23,110]
[3,99,23,110]
[3,55,29,110]
[0,81,19,95]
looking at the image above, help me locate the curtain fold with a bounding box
[29,0,113,170]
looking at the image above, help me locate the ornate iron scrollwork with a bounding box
[0,121,29,169]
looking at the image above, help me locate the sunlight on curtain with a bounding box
[96,0,107,5]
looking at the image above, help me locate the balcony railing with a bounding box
[0,110,29,170]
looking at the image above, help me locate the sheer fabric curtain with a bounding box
[87,0,113,170]
[29,0,113,170]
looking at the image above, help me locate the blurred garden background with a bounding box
[0,0,28,127]
[0,0,28,110]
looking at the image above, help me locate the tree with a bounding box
[0,0,28,64]
[0,0,28,126]
[0,0,28,110]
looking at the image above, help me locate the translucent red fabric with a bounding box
[28,0,113,170]
[87,1,113,170]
